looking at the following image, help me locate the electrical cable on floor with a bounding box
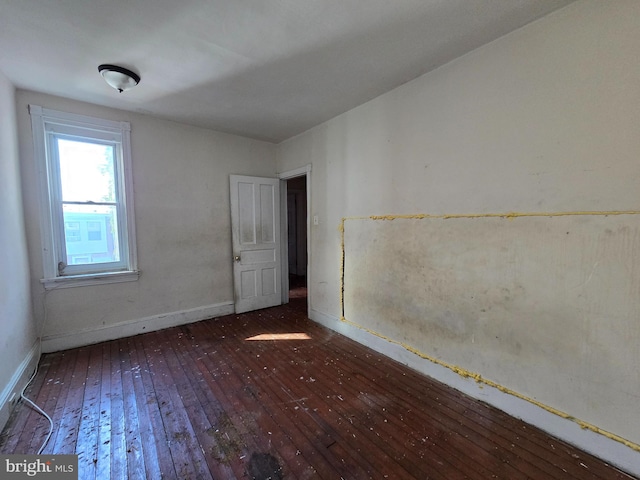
[16,286,56,455]
[20,357,53,455]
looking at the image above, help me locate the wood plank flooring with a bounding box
[1,296,636,479]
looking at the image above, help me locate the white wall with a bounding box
[16,91,277,351]
[0,73,39,430]
[277,0,640,470]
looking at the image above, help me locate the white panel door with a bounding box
[230,175,281,313]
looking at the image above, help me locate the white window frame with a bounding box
[30,105,139,289]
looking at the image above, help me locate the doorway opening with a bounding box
[286,175,307,308]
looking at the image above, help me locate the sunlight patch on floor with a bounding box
[245,333,311,341]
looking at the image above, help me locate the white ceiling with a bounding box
[0,0,575,143]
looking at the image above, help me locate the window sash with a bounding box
[30,105,138,285]
[46,132,129,276]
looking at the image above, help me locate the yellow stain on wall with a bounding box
[339,209,640,453]
[338,219,346,319]
[365,210,640,221]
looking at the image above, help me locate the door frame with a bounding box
[278,164,311,316]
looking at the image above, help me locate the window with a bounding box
[64,222,81,242]
[30,105,138,289]
[87,221,103,241]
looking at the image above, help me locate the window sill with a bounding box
[41,270,140,290]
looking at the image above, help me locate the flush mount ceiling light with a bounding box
[98,64,140,93]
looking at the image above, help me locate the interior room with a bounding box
[1,0,639,478]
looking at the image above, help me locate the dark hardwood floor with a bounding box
[1,294,636,479]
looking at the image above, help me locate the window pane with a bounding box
[58,138,116,203]
[87,221,102,241]
[63,204,120,266]
[64,222,81,242]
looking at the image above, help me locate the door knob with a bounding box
[234,255,241,262]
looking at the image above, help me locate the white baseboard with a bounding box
[41,301,235,353]
[309,308,640,478]
[0,340,41,433]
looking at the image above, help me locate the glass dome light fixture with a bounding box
[98,64,140,93]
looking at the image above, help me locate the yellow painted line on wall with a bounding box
[338,209,640,453]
